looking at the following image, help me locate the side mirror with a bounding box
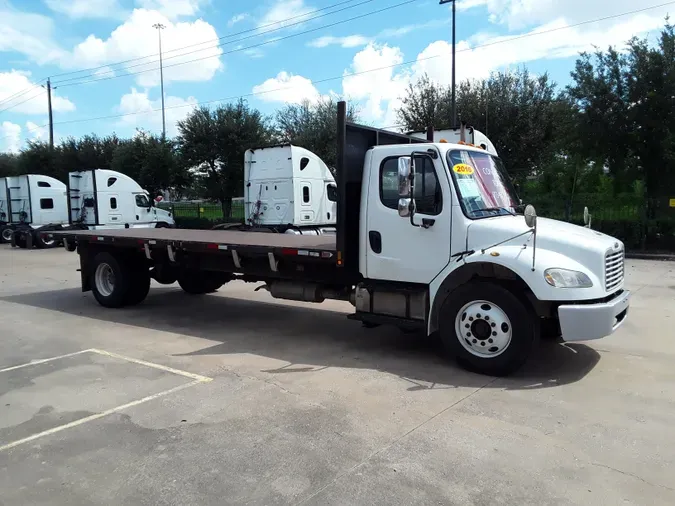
[524,204,537,228]
[398,157,413,198]
[398,156,415,218]
[583,206,592,228]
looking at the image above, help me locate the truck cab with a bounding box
[350,139,629,374]
[69,169,174,229]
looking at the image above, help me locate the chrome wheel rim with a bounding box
[1,228,12,242]
[95,263,115,297]
[455,300,512,358]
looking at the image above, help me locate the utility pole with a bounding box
[439,0,457,128]
[42,78,54,148]
[153,23,166,139]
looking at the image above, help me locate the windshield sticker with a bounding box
[453,163,474,175]
[457,178,481,198]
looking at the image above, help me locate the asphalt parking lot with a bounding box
[0,245,674,505]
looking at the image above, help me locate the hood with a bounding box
[466,215,622,270]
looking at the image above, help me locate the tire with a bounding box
[14,233,27,249]
[438,281,538,376]
[0,226,12,244]
[155,222,170,228]
[177,270,224,295]
[34,231,57,249]
[125,265,151,306]
[90,252,133,308]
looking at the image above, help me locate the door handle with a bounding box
[368,230,382,253]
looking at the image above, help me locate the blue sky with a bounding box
[0,0,672,152]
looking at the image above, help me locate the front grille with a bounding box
[605,249,624,291]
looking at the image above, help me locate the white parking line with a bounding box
[0,348,213,452]
[0,380,205,452]
[88,349,211,382]
[0,349,94,373]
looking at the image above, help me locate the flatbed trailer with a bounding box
[48,101,630,376]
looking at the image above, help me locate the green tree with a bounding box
[567,21,675,201]
[17,141,57,180]
[177,99,273,217]
[275,97,359,170]
[111,132,187,198]
[0,153,19,178]
[396,68,567,183]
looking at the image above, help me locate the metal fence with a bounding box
[159,200,245,220]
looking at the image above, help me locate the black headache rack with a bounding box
[335,101,425,283]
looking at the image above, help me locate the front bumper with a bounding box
[558,290,630,342]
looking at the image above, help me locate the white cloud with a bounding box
[258,0,313,29]
[67,9,223,87]
[44,0,124,19]
[116,88,197,137]
[135,0,206,19]
[454,0,671,30]
[228,13,249,27]
[309,35,372,48]
[0,70,75,115]
[252,71,320,104]
[456,0,488,12]
[340,8,671,126]
[308,21,448,49]
[342,43,409,126]
[25,121,47,141]
[1,121,21,153]
[0,2,67,65]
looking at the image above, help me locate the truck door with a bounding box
[132,193,155,227]
[365,151,452,284]
[106,194,123,226]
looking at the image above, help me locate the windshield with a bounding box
[447,149,519,219]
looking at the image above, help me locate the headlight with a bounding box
[544,268,593,288]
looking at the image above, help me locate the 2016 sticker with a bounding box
[453,163,474,175]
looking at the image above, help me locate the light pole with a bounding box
[152,23,166,139]
[439,0,457,128]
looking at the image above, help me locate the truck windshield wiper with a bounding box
[473,207,516,216]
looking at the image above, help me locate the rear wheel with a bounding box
[34,232,57,249]
[14,233,27,249]
[91,252,132,308]
[0,226,12,244]
[439,281,538,376]
[177,270,225,295]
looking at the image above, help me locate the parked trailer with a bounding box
[48,102,630,376]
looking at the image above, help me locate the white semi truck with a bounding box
[2,169,174,248]
[48,103,630,376]
[212,144,338,235]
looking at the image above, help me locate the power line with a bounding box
[48,0,370,82]
[54,0,408,88]
[0,79,46,109]
[53,0,378,86]
[5,1,674,143]
[0,89,46,115]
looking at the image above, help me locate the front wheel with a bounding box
[439,281,538,376]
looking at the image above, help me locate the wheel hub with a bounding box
[455,300,512,358]
[95,263,115,297]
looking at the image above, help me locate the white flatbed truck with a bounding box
[47,102,630,376]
